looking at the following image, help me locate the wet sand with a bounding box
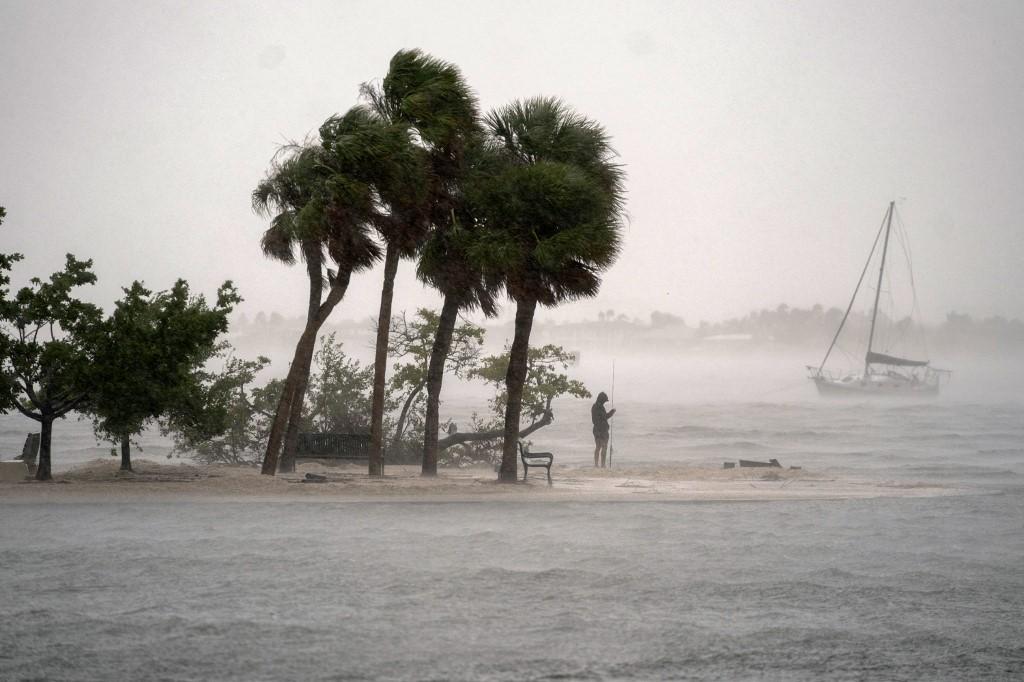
[0,458,961,503]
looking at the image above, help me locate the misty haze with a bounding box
[2,2,1022,681]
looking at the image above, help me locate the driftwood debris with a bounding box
[738,458,782,468]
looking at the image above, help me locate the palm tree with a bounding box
[416,137,504,476]
[358,49,477,477]
[253,145,331,474]
[363,49,503,476]
[474,97,626,482]
[255,109,385,475]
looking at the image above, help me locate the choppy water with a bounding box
[2,370,1023,679]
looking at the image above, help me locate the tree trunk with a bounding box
[438,409,552,450]
[302,240,323,323]
[368,244,400,477]
[35,416,53,481]
[498,297,537,482]
[391,382,424,453]
[261,270,352,475]
[421,294,460,476]
[120,433,132,472]
[279,347,314,473]
[279,248,323,474]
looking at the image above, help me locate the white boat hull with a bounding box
[811,374,940,398]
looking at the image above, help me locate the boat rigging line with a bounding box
[816,203,890,374]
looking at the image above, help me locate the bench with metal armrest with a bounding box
[517,440,553,485]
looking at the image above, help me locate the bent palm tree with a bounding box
[474,97,626,482]
[367,50,503,476]
[358,49,476,476]
[415,135,509,475]
[253,145,331,473]
[256,110,384,475]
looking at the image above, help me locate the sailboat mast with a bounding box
[865,201,895,376]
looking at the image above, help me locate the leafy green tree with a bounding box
[0,247,102,480]
[304,332,373,434]
[165,354,275,466]
[176,334,371,465]
[86,280,240,471]
[385,308,484,457]
[437,344,590,461]
[473,98,625,481]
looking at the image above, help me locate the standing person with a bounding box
[591,392,616,468]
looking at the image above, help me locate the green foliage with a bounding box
[385,308,485,455]
[166,353,276,466]
[305,332,373,433]
[253,136,383,277]
[253,144,324,266]
[471,97,626,307]
[0,251,102,421]
[473,343,590,425]
[0,225,103,478]
[87,279,241,448]
[174,334,372,465]
[374,49,480,150]
[170,319,588,470]
[318,104,430,258]
[437,344,589,468]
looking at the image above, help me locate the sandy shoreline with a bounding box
[0,458,963,503]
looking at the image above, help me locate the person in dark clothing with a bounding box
[591,392,616,468]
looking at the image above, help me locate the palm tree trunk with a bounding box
[278,348,314,473]
[498,297,537,482]
[278,243,324,474]
[261,270,352,475]
[301,240,323,322]
[35,416,53,481]
[421,294,460,476]
[368,244,400,477]
[120,433,132,472]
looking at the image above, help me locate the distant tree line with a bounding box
[524,305,1024,352]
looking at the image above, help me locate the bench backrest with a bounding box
[21,433,40,467]
[296,432,371,458]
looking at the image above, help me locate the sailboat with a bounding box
[807,201,950,397]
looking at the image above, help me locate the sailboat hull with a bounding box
[811,375,940,398]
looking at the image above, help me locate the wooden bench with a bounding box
[295,433,374,465]
[518,440,553,485]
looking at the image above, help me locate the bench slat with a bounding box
[296,433,372,460]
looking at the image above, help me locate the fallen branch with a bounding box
[437,410,553,450]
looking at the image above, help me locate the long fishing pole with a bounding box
[609,359,615,468]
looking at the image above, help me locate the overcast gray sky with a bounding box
[1,0,1022,326]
